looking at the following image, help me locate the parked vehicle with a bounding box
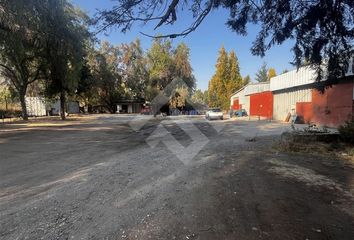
[234,109,248,117]
[140,106,151,115]
[206,108,223,120]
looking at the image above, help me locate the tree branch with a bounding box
[0,63,20,90]
[154,0,180,29]
[141,1,213,39]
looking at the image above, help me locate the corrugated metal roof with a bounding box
[244,82,270,96]
[270,67,317,91]
[270,58,354,91]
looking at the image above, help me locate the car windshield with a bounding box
[211,109,221,112]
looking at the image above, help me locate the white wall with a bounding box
[25,97,47,116]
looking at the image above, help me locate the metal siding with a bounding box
[270,67,317,91]
[25,97,47,116]
[249,92,273,119]
[244,82,270,95]
[273,88,312,121]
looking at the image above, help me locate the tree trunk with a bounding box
[60,91,66,120]
[19,90,28,120]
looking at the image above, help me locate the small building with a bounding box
[50,100,80,115]
[116,98,145,113]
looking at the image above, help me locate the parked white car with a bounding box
[205,108,223,120]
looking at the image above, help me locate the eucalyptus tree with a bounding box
[146,38,175,101]
[173,43,196,90]
[43,0,91,120]
[120,39,148,99]
[0,0,46,120]
[87,42,123,113]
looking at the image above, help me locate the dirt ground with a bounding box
[0,115,353,240]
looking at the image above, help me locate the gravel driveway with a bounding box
[0,115,353,239]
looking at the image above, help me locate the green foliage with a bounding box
[191,89,208,106]
[147,38,174,93]
[227,50,243,98]
[208,46,243,110]
[255,63,268,82]
[121,39,148,99]
[0,86,11,104]
[173,43,196,90]
[338,121,354,144]
[0,0,47,119]
[0,0,91,120]
[243,75,251,86]
[146,39,195,102]
[41,0,91,119]
[44,0,90,95]
[86,42,123,113]
[96,0,354,88]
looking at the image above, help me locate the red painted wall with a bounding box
[295,82,353,127]
[232,99,240,110]
[311,82,353,127]
[296,102,313,123]
[250,91,273,119]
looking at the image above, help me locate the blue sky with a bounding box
[72,0,294,90]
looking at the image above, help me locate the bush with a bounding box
[0,109,22,118]
[338,121,354,143]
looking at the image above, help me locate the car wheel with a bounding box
[220,117,223,120]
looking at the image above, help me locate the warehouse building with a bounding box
[270,65,354,127]
[230,63,354,127]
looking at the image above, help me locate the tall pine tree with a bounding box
[208,46,242,110]
[255,62,268,82]
[226,50,243,109]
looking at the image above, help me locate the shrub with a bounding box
[338,121,354,143]
[0,109,22,118]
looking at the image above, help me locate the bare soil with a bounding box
[0,115,353,240]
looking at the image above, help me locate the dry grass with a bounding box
[0,114,96,129]
[274,134,354,162]
[0,103,21,111]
